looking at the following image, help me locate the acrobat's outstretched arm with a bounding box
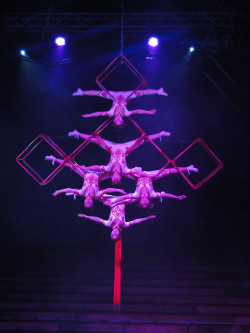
[82,111,110,118]
[124,215,156,228]
[130,109,157,116]
[78,213,109,226]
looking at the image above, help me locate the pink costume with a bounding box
[78,196,156,241]
[108,165,198,207]
[68,130,171,184]
[73,88,168,126]
[45,155,125,208]
[89,90,147,117]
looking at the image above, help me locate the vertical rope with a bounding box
[120,0,124,54]
[41,0,55,45]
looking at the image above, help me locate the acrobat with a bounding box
[108,165,198,208]
[78,196,156,241]
[45,155,125,208]
[73,87,168,127]
[68,130,171,185]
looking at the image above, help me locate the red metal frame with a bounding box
[16,134,71,186]
[129,117,172,163]
[96,53,147,102]
[172,138,223,190]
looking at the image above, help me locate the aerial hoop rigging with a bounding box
[120,0,124,55]
[16,7,223,304]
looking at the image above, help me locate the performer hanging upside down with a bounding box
[78,196,156,242]
[45,155,125,208]
[108,165,199,208]
[68,130,171,185]
[72,87,168,127]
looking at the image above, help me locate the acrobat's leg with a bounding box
[53,188,78,197]
[107,194,133,206]
[45,154,84,176]
[72,89,105,97]
[82,111,110,118]
[130,109,157,115]
[68,130,92,140]
[167,165,198,175]
[125,215,156,227]
[83,164,106,172]
[68,130,113,152]
[78,213,108,226]
[125,131,170,155]
[147,131,171,141]
[45,155,73,168]
[101,188,126,195]
[154,192,187,200]
[140,88,168,96]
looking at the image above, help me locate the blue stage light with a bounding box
[148,37,159,47]
[55,37,66,46]
[189,46,195,52]
[20,49,26,56]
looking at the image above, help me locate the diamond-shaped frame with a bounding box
[172,137,223,190]
[128,117,172,165]
[16,134,71,185]
[96,53,147,102]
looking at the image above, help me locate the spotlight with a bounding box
[148,37,159,47]
[55,37,66,46]
[20,49,26,56]
[189,46,195,52]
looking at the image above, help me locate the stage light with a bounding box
[148,37,159,47]
[20,49,26,56]
[189,46,195,52]
[55,37,66,46]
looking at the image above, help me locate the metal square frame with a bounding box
[172,138,223,190]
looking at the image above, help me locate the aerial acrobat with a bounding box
[68,130,171,185]
[108,165,199,208]
[73,87,168,127]
[45,155,125,208]
[78,196,156,242]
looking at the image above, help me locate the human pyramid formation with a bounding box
[45,86,198,242]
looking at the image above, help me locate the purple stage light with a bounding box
[55,37,66,46]
[148,37,158,47]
